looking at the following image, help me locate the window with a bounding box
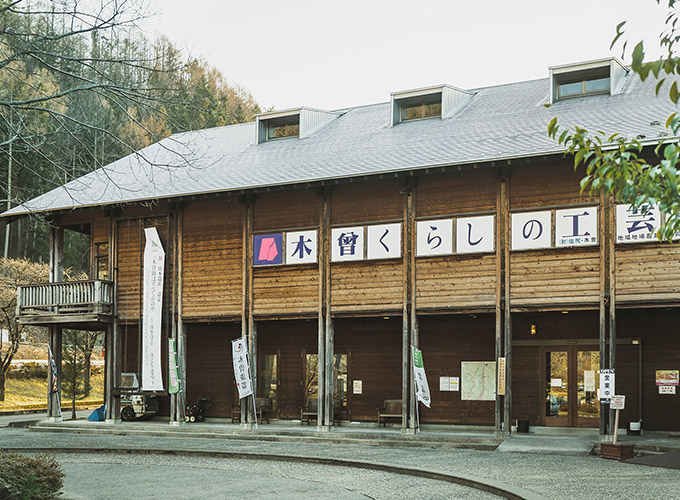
[266,115,300,140]
[556,69,611,100]
[95,242,109,280]
[399,93,442,121]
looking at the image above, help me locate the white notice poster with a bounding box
[141,227,165,391]
[584,370,596,392]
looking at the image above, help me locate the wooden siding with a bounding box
[335,317,402,421]
[257,320,318,419]
[419,315,496,424]
[116,219,142,320]
[510,161,598,208]
[615,244,680,304]
[416,254,496,310]
[510,248,600,307]
[331,179,403,224]
[416,169,497,217]
[618,309,679,431]
[331,260,403,313]
[253,189,320,231]
[182,200,242,319]
[92,216,110,244]
[185,323,237,418]
[253,265,318,316]
[115,216,173,321]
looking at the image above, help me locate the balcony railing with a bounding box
[16,280,114,323]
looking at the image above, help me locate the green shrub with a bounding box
[0,450,64,499]
[7,363,48,381]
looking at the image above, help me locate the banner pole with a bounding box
[252,395,258,429]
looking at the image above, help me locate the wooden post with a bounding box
[104,323,115,421]
[318,190,328,428]
[495,175,504,434]
[170,208,185,424]
[607,195,617,437]
[598,191,608,435]
[324,191,333,428]
[402,182,415,431]
[501,173,512,435]
[241,198,254,426]
[47,325,62,421]
[108,220,121,422]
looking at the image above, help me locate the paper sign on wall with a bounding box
[353,380,363,394]
[584,370,596,392]
[332,226,364,262]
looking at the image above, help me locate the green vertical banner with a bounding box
[412,346,431,408]
[168,339,180,395]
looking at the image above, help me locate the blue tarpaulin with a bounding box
[88,405,105,421]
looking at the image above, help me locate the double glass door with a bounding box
[544,347,600,427]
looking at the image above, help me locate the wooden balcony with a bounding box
[16,280,114,328]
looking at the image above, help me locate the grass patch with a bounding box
[0,373,104,412]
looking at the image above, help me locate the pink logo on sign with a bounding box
[258,237,279,261]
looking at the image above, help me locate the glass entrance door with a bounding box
[259,351,279,417]
[543,347,600,427]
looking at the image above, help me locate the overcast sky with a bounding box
[140,0,669,112]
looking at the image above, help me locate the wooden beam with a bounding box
[502,174,512,435]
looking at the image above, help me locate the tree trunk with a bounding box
[83,351,91,397]
[0,370,5,402]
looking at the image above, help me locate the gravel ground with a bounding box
[53,452,496,500]
[2,427,680,499]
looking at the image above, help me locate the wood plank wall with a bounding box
[182,199,242,319]
[331,180,404,312]
[509,162,601,308]
[256,320,318,419]
[252,190,320,317]
[335,317,402,421]
[185,322,238,418]
[615,245,680,304]
[418,315,496,424]
[415,170,497,310]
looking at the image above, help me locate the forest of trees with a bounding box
[0,0,262,266]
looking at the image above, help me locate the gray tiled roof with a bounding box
[4,72,676,216]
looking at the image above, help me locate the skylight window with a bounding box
[266,115,300,140]
[549,58,628,104]
[400,94,443,121]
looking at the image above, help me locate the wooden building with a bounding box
[6,57,679,434]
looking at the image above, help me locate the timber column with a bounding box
[501,169,512,436]
[170,208,186,425]
[319,188,332,430]
[241,197,256,427]
[47,226,64,421]
[106,219,121,423]
[402,181,417,433]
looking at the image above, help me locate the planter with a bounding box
[600,443,635,461]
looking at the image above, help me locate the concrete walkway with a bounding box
[1,418,680,499]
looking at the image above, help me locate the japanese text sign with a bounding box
[332,226,364,262]
[231,337,253,399]
[600,369,615,403]
[616,204,659,243]
[511,211,552,250]
[367,223,401,260]
[286,230,317,264]
[555,207,598,247]
[456,215,494,254]
[416,219,453,256]
[610,395,625,410]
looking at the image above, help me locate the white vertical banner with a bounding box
[412,346,431,408]
[232,337,254,399]
[141,227,165,391]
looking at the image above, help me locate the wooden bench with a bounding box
[377,399,402,427]
[300,398,344,425]
[231,397,272,423]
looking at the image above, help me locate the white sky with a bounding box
[140,0,669,112]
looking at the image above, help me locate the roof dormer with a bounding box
[390,84,473,126]
[549,57,629,104]
[256,107,341,144]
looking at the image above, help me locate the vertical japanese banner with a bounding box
[232,337,254,399]
[168,339,180,395]
[412,346,431,408]
[141,227,165,391]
